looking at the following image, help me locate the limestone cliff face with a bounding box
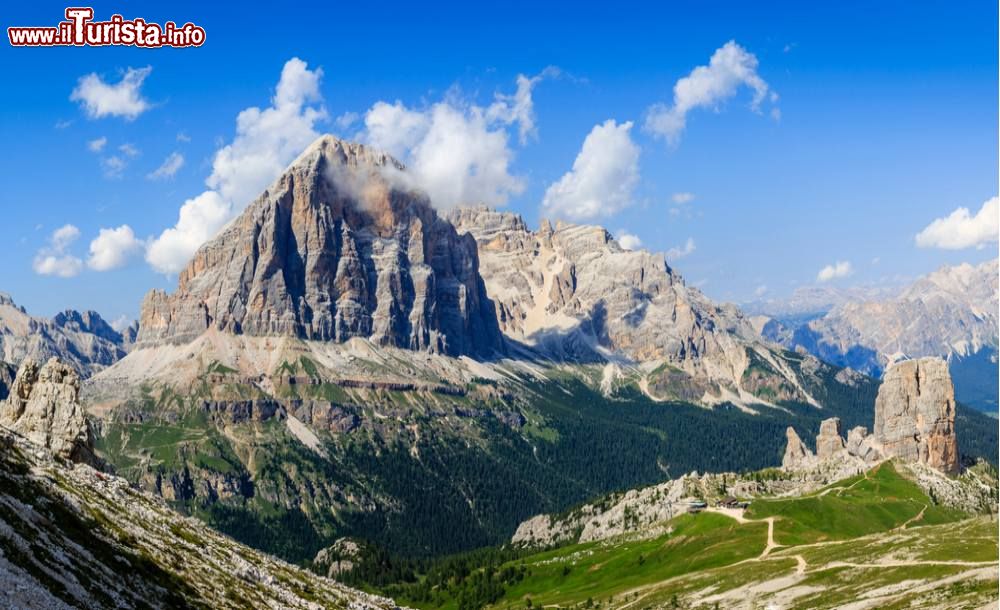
[874,358,959,473]
[448,207,824,406]
[137,135,503,358]
[0,357,97,465]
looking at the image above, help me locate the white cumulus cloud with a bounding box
[144,58,327,274]
[87,225,144,271]
[71,66,152,120]
[665,237,696,261]
[145,191,231,275]
[148,152,185,180]
[541,119,639,221]
[645,41,776,144]
[33,224,83,278]
[364,97,524,210]
[915,196,999,250]
[615,230,642,250]
[87,136,107,152]
[207,58,327,207]
[671,192,695,204]
[817,260,853,282]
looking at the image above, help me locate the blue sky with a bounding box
[1,1,997,325]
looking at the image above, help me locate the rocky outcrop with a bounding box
[815,417,845,459]
[313,538,363,578]
[0,293,128,376]
[782,358,960,474]
[137,135,504,358]
[0,358,97,465]
[874,358,959,473]
[782,427,813,469]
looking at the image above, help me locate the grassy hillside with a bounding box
[374,462,996,610]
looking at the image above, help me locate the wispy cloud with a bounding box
[147,152,185,180]
[33,224,83,278]
[666,237,696,261]
[87,136,107,152]
[817,260,852,282]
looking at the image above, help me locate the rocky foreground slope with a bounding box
[0,358,402,610]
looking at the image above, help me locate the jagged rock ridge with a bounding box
[0,292,129,376]
[758,260,999,376]
[138,135,503,358]
[448,206,826,406]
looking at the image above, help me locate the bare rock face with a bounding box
[815,417,846,459]
[448,207,824,406]
[0,357,97,465]
[782,427,814,469]
[137,136,503,358]
[0,361,14,400]
[874,357,959,473]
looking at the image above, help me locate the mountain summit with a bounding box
[137,135,503,357]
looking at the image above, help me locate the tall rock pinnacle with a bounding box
[873,357,959,473]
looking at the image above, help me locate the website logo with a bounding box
[8,7,206,48]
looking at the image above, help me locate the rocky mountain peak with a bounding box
[0,357,97,465]
[53,309,122,343]
[137,135,504,357]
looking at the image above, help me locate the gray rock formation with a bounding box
[137,135,503,358]
[0,358,97,465]
[874,357,959,473]
[815,417,846,459]
[0,293,128,376]
[448,206,826,405]
[782,427,814,469]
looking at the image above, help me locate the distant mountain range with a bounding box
[749,260,999,413]
[0,292,133,376]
